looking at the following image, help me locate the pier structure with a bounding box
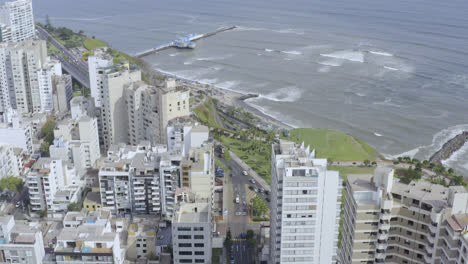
[135,26,236,57]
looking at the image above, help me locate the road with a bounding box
[36,26,90,88]
[231,240,253,264]
[217,153,269,238]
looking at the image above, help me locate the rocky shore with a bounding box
[429,131,468,166]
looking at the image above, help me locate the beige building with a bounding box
[340,166,468,264]
[99,64,141,150]
[126,217,157,260]
[158,79,190,144]
[52,74,73,113]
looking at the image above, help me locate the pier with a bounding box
[135,26,236,58]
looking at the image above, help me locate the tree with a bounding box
[67,202,81,211]
[0,177,23,193]
[224,229,232,262]
[246,230,255,240]
[448,168,454,174]
[363,159,370,167]
[147,251,158,260]
[41,120,56,137]
[252,196,268,216]
[37,210,47,218]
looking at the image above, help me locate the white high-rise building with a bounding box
[0,110,33,155]
[70,96,96,119]
[50,114,101,176]
[0,144,19,178]
[270,140,342,264]
[99,64,141,150]
[37,59,62,112]
[0,0,35,43]
[26,158,82,213]
[88,48,113,108]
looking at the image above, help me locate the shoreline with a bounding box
[151,67,294,131]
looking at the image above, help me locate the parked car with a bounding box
[253,187,258,193]
[250,179,256,184]
[242,170,248,176]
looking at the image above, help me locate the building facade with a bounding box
[270,140,342,264]
[98,142,181,218]
[0,216,45,264]
[0,0,35,43]
[52,74,73,113]
[0,111,33,155]
[0,144,19,178]
[88,48,113,108]
[339,166,468,264]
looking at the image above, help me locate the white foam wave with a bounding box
[169,53,179,57]
[369,51,393,57]
[183,61,193,65]
[236,26,304,35]
[281,50,302,55]
[244,100,299,128]
[265,49,274,52]
[274,28,305,35]
[196,54,232,61]
[441,142,468,169]
[391,124,468,161]
[374,132,383,137]
[373,98,401,107]
[216,81,241,90]
[318,59,343,67]
[318,66,330,73]
[320,50,364,63]
[355,92,366,97]
[260,87,302,102]
[198,78,219,85]
[51,16,114,21]
[384,66,399,71]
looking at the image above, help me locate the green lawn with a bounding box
[284,128,378,161]
[328,165,376,178]
[193,98,223,129]
[83,37,107,50]
[218,135,271,183]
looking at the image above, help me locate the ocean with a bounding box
[30,0,468,176]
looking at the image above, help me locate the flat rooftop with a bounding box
[175,202,210,223]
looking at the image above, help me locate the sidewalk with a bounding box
[229,151,271,192]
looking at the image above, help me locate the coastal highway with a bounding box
[36,26,90,88]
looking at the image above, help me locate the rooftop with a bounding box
[175,202,210,223]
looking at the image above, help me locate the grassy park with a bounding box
[284,128,378,161]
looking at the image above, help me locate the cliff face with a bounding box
[429,131,468,166]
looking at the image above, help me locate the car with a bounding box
[235,197,240,204]
[242,170,248,176]
[264,190,270,195]
[248,185,254,190]
[250,179,256,184]
[15,201,21,208]
[259,188,265,193]
[253,187,258,192]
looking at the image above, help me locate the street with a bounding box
[231,240,253,264]
[36,25,91,88]
[218,154,269,237]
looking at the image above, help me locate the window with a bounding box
[180,251,192,255]
[194,227,204,231]
[195,260,204,263]
[194,235,204,239]
[179,243,191,247]
[195,251,204,255]
[136,244,140,247]
[194,243,204,247]
[180,260,193,263]
[178,235,191,239]
[406,231,412,236]
[408,220,414,226]
[403,249,409,254]
[178,227,191,231]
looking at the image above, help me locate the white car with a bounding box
[250,179,256,184]
[235,197,240,204]
[242,170,248,176]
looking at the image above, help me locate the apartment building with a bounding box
[98,142,181,218]
[0,144,19,178]
[37,59,62,112]
[339,166,468,264]
[167,121,210,156]
[52,74,73,113]
[55,209,124,264]
[99,63,141,150]
[158,79,190,144]
[70,96,96,120]
[125,81,159,146]
[270,140,342,264]
[0,0,35,43]
[126,217,157,260]
[0,216,45,264]
[88,47,113,108]
[26,158,82,213]
[0,111,33,155]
